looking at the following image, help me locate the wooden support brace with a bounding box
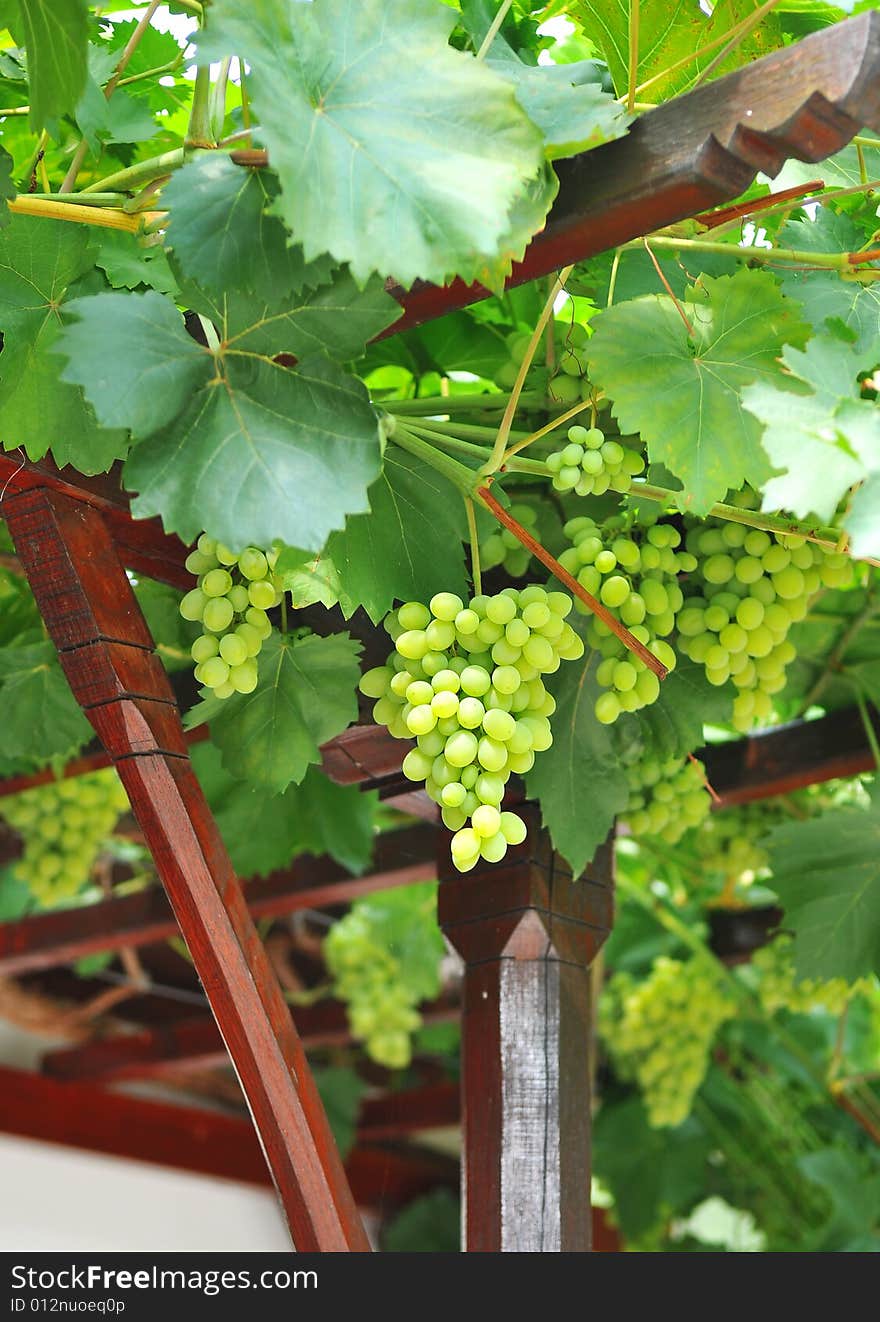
[2,487,369,1252]
[438,806,613,1252]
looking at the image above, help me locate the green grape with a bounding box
[620,755,712,845]
[752,934,872,1016]
[179,533,281,700]
[599,956,737,1128]
[680,494,854,731]
[1,769,130,909]
[479,504,539,579]
[360,586,584,871]
[547,424,645,496]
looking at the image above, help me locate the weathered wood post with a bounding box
[438,805,613,1252]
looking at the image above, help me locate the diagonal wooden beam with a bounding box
[4,487,369,1252]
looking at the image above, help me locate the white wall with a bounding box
[0,1134,292,1253]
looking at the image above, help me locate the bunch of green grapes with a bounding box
[359,586,584,872]
[324,909,423,1069]
[1,770,130,908]
[179,534,281,699]
[679,498,853,732]
[752,935,870,1016]
[546,425,645,496]
[558,515,689,723]
[494,322,591,405]
[480,503,537,578]
[620,755,712,845]
[599,956,737,1128]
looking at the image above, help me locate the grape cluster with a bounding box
[680,502,853,732]
[558,516,689,723]
[1,770,130,908]
[359,587,584,871]
[600,956,737,1128]
[179,534,281,699]
[620,755,712,845]
[494,322,591,405]
[480,503,537,578]
[546,425,645,496]
[752,935,869,1016]
[324,909,422,1070]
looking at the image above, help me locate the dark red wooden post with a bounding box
[3,487,369,1252]
[438,806,613,1252]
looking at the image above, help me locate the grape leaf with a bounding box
[382,1189,461,1254]
[189,630,362,794]
[775,208,880,349]
[743,334,880,523]
[575,0,785,100]
[122,353,382,552]
[488,58,630,159]
[314,1066,367,1161]
[0,640,92,769]
[626,658,734,760]
[798,1149,880,1252]
[843,472,880,561]
[586,270,809,513]
[75,45,156,152]
[0,216,128,473]
[525,643,629,875]
[275,545,349,613]
[93,230,178,295]
[325,447,469,623]
[764,789,880,980]
[201,0,548,288]
[163,154,336,302]
[17,0,88,131]
[59,290,212,437]
[192,741,375,877]
[133,579,199,675]
[351,883,443,1002]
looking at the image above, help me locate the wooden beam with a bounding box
[41,994,461,1084]
[0,822,435,977]
[4,488,369,1253]
[438,807,613,1253]
[0,1063,457,1209]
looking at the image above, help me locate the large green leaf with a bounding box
[201,0,548,288]
[192,741,375,877]
[776,208,880,347]
[743,334,880,523]
[0,640,92,770]
[764,789,880,980]
[350,882,443,1002]
[525,642,629,875]
[592,1096,712,1240]
[326,447,469,623]
[576,0,785,100]
[163,154,336,302]
[75,45,156,152]
[122,353,382,552]
[59,290,212,437]
[314,1067,368,1162]
[93,229,178,295]
[17,0,88,131]
[0,146,14,228]
[490,58,631,159]
[798,1148,880,1252]
[0,216,128,473]
[187,630,362,794]
[586,269,809,513]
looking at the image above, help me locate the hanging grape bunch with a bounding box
[324,909,422,1070]
[752,935,870,1016]
[620,755,712,845]
[679,493,853,732]
[546,425,645,496]
[599,956,737,1128]
[1,770,130,908]
[558,515,688,723]
[480,503,537,578]
[359,586,584,871]
[179,535,281,698]
[494,321,591,405]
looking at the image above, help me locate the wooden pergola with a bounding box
[0,14,878,1252]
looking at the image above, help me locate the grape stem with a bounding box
[643,238,696,337]
[626,0,639,114]
[475,0,513,60]
[482,264,575,478]
[633,481,880,566]
[501,397,595,463]
[477,484,668,679]
[634,233,880,272]
[387,422,477,496]
[390,391,545,416]
[464,496,482,595]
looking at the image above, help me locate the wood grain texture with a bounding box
[439,806,612,1253]
[4,487,369,1253]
